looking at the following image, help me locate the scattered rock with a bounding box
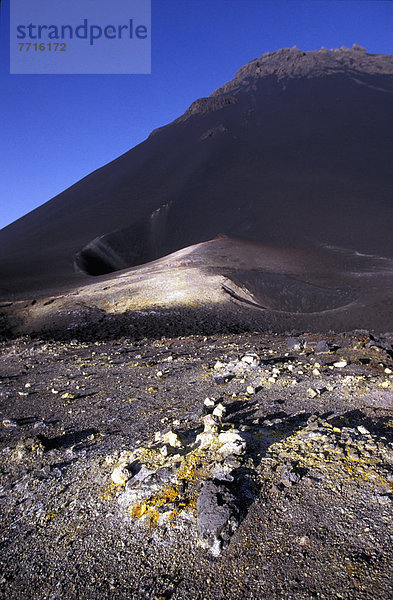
[204,398,216,408]
[218,439,246,458]
[2,418,17,428]
[287,337,304,351]
[357,425,369,435]
[279,463,306,488]
[162,430,184,448]
[316,340,330,353]
[333,360,348,368]
[111,465,133,486]
[61,392,77,400]
[241,354,260,367]
[15,435,45,461]
[212,403,226,420]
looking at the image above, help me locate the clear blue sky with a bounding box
[1,0,392,230]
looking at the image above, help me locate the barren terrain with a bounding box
[1,329,393,599]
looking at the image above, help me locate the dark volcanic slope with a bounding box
[1,46,393,296]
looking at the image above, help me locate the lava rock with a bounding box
[315,340,330,353]
[196,479,240,556]
[287,337,304,351]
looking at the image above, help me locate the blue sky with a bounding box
[0,0,392,230]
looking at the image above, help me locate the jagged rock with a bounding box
[218,439,246,458]
[213,361,226,370]
[204,398,216,408]
[201,414,220,432]
[162,430,183,448]
[218,429,247,458]
[357,425,369,435]
[119,466,175,509]
[218,430,245,445]
[196,479,240,556]
[209,466,235,482]
[316,340,330,353]
[241,354,260,367]
[111,465,133,486]
[287,337,304,351]
[195,430,218,449]
[15,435,45,461]
[279,464,307,488]
[212,403,226,420]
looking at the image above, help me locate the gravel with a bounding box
[0,330,393,599]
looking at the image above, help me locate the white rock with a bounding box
[2,418,17,428]
[111,465,132,486]
[218,430,244,445]
[218,440,246,458]
[163,431,183,448]
[196,431,218,449]
[204,398,216,408]
[246,385,255,395]
[307,388,318,399]
[357,425,369,435]
[241,354,259,365]
[212,403,226,419]
[333,360,348,368]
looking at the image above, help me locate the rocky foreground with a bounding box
[1,329,393,599]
